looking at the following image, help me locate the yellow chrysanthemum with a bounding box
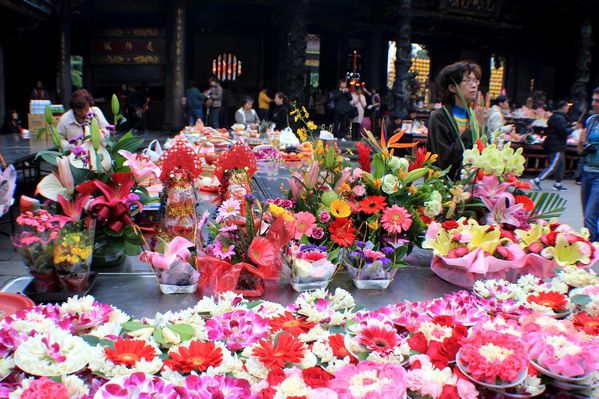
[330,199,351,218]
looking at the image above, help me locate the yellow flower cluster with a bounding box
[54,233,92,265]
[268,203,295,222]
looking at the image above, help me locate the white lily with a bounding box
[35,156,75,201]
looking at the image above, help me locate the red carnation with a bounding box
[407,331,428,354]
[433,315,454,327]
[442,220,459,230]
[439,384,460,399]
[301,367,332,388]
[267,368,286,386]
[427,340,449,369]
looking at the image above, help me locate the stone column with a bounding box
[572,20,592,120]
[165,0,187,129]
[286,0,308,103]
[58,12,72,107]
[392,0,412,119]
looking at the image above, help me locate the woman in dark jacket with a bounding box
[271,92,289,131]
[531,101,573,191]
[426,61,481,180]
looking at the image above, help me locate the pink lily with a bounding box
[140,237,194,270]
[473,175,514,206]
[52,194,92,227]
[118,150,160,184]
[481,195,524,227]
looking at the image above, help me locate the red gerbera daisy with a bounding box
[252,333,305,369]
[526,291,567,311]
[573,312,599,335]
[164,341,223,373]
[104,339,156,367]
[328,218,356,247]
[356,320,401,355]
[515,195,535,212]
[269,311,317,337]
[328,334,352,359]
[358,196,387,214]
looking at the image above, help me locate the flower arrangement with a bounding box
[406,316,467,369]
[342,241,406,289]
[457,330,529,385]
[328,361,407,399]
[12,209,61,292]
[140,236,199,294]
[525,330,599,378]
[53,216,95,292]
[36,95,150,264]
[406,355,478,399]
[281,243,337,291]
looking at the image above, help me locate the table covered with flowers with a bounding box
[1,100,598,399]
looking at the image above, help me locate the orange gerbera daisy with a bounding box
[359,196,387,214]
[269,311,317,337]
[573,312,599,335]
[328,218,356,247]
[104,339,156,367]
[252,333,305,369]
[526,291,567,311]
[164,341,223,373]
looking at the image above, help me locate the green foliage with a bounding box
[528,191,567,221]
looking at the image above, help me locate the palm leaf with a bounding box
[528,191,567,221]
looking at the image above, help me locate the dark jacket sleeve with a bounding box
[427,110,471,178]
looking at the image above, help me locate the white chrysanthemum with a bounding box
[545,335,582,357]
[0,355,14,378]
[254,301,286,319]
[558,266,599,287]
[330,310,356,326]
[193,292,246,316]
[297,351,317,369]
[244,355,269,379]
[87,344,163,378]
[418,321,453,343]
[330,288,356,309]
[274,375,311,398]
[349,369,391,398]
[160,369,187,386]
[299,325,329,343]
[62,374,90,398]
[522,375,543,395]
[14,328,90,376]
[108,308,131,324]
[366,350,405,364]
[88,321,123,339]
[203,341,244,377]
[324,357,351,374]
[312,341,334,363]
[478,344,513,362]
[60,295,97,314]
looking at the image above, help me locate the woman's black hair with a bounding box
[435,61,482,106]
[555,100,569,111]
[242,95,254,106]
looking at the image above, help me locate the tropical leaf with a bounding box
[528,191,567,221]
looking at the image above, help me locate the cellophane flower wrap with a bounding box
[281,243,336,284]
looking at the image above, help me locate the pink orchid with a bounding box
[473,174,514,207]
[52,194,92,227]
[140,236,194,270]
[118,150,160,184]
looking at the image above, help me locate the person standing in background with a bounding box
[486,95,514,141]
[367,87,381,136]
[1,110,23,134]
[350,86,367,140]
[531,101,573,192]
[206,76,223,128]
[186,81,207,126]
[331,80,352,141]
[56,89,109,146]
[271,92,289,131]
[580,87,599,241]
[30,80,50,100]
[258,87,273,121]
[235,96,260,130]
